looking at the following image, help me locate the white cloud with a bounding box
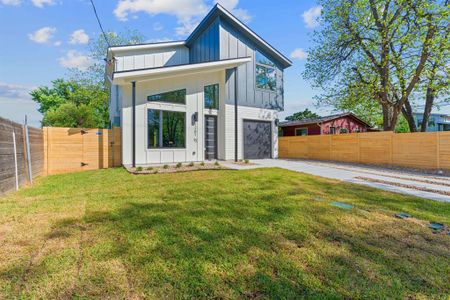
[290,48,308,60]
[69,29,89,45]
[28,27,56,44]
[58,50,92,71]
[114,0,250,36]
[0,0,21,5]
[302,6,322,29]
[31,0,55,7]
[53,40,62,46]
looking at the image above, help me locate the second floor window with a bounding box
[255,51,276,91]
[204,84,219,109]
[148,89,186,105]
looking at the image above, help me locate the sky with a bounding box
[1,0,448,128]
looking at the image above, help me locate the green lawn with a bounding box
[0,168,449,299]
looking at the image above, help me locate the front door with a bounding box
[204,115,217,160]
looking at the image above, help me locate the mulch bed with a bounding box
[126,163,226,175]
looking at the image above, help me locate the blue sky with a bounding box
[0,0,327,127]
[2,0,447,128]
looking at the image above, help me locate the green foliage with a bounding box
[163,165,169,169]
[71,30,145,86]
[136,166,143,172]
[304,0,448,131]
[188,162,194,167]
[214,161,220,166]
[176,162,182,168]
[285,109,320,121]
[395,115,411,133]
[146,167,153,171]
[244,159,250,164]
[200,162,205,166]
[30,79,109,128]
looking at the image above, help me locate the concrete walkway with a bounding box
[222,159,450,203]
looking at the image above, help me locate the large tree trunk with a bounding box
[402,100,418,132]
[382,104,400,131]
[421,86,436,132]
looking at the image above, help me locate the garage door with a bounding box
[243,120,272,159]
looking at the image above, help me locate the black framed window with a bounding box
[255,51,276,91]
[148,89,186,104]
[147,109,185,148]
[329,127,336,134]
[204,84,219,109]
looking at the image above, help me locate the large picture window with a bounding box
[148,89,186,104]
[147,109,185,148]
[204,84,219,109]
[255,51,276,91]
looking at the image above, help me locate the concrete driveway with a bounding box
[222,159,450,202]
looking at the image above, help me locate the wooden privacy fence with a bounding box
[43,127,121,175]
[279,131,450,170]
[0,117,44,194]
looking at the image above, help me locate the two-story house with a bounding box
[106,4,292,167]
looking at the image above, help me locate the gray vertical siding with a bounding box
[220,18,284,111]
[188,16,285,111]
[189,18,220,63]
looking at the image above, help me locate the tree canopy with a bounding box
[304,0,449,131]
[285,109,320,121]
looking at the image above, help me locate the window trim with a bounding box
[204,83,220,110]
[295,127,308,136]
[329,127,336,134]
[255,50,277,93]
[147,89,187,105]
[147,109,186,150]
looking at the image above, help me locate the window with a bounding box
[295,128,308,136]
[147,109,185,148]
[204,84,219,109]
[340,128,348,134]
[255,51,276,91]
[329,127,336,134]
[148,89,186,104]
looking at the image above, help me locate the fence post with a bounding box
[12,127,19,191]
[437,132,440,170]
[24,116,33,184]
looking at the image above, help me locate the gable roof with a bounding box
[280,113,372,128]
[186,3,292,68]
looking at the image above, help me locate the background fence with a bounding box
[279,131,450,170]
[44,127,121,175]
[0,117,44,194]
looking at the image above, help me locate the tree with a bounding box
[71,29,145,86]
[304,0,441,131]
[285,109,320,121]
[30,79,109,128]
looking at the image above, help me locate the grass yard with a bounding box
[0,168,449,299]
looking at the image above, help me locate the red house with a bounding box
[280,113,372,136]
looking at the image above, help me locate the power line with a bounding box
[89,0,110,48]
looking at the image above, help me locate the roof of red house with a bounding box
[279,113,372,128]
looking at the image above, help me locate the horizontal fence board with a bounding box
[279,131,450,171]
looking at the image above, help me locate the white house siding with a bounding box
[224,104,279,160]
[120,70,226,165]
[114,46,189,72]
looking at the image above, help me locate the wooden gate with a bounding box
[44,127,121,175]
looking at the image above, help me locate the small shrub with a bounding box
[176,162,182,168]
[214,161,220,166]
[153,169,159,174]
[146,167,153,171]
[136,166,143,172]
[200,162,205,166]
[188,162,194,167]
[244,159,250,164]
[163,165,169,169]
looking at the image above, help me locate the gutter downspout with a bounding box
[132,81,136,168]
[234,67,238,162]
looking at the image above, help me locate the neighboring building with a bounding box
[414,113,450,132]
[106,4,292,166]
[280,113,372,136]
